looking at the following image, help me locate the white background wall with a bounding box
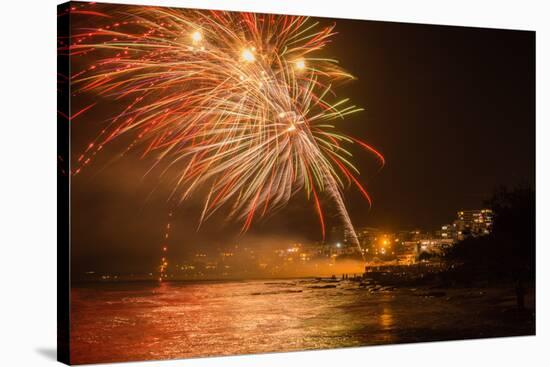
[0,0,547,366]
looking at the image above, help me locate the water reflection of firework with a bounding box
[65,4,384,249]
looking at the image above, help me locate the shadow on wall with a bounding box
[35,348,57,361]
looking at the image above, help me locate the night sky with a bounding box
[69,9,535,274]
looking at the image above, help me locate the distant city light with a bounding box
[146,206,494,280]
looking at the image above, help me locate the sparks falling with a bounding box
[65,4,385,256]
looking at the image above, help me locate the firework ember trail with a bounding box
[63,4,385,258]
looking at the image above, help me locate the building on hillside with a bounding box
[454,209,493,240]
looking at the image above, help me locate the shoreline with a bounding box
[70,277,535,365]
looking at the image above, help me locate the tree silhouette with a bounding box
[445,185,535,281]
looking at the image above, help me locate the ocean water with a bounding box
[70,279,534,364]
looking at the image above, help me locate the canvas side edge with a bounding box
[57,2,72,365]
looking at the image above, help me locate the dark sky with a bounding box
[69,11,535,274]
[330,19,535,230]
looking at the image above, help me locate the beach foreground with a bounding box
[70,279,534,364]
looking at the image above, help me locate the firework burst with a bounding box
[65,5,384,254]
